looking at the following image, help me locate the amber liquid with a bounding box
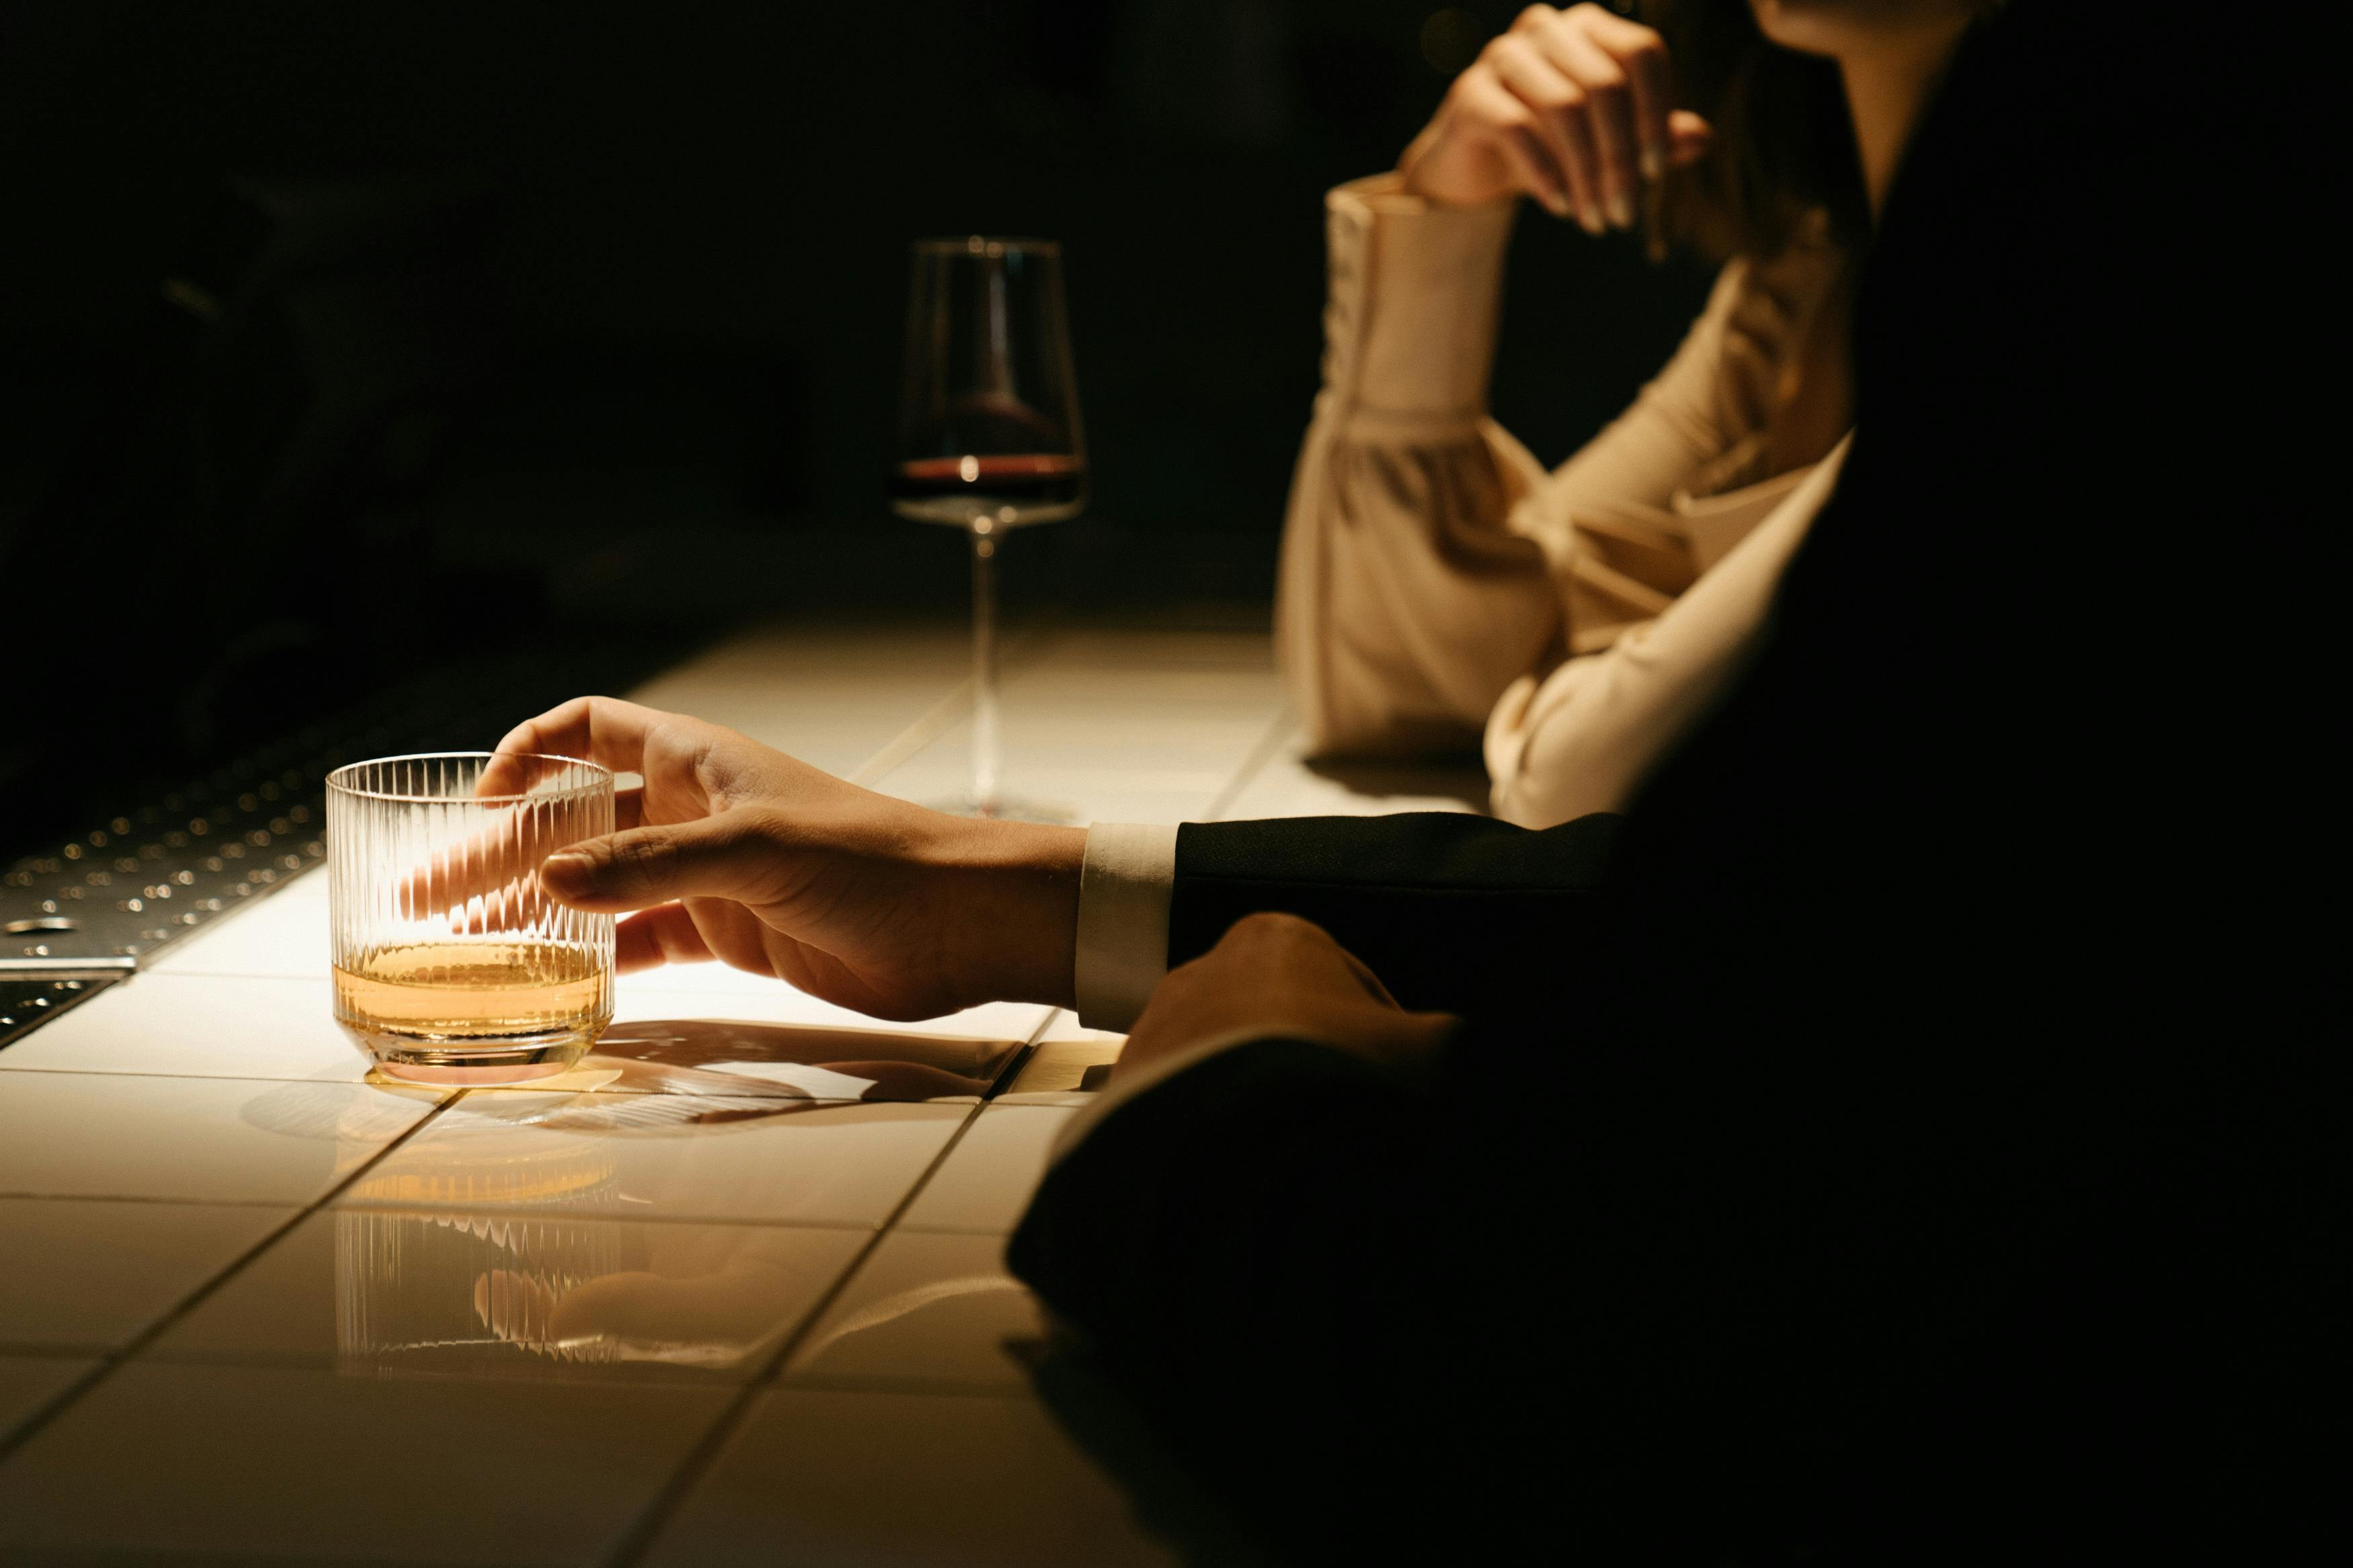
[334,941,610,1044]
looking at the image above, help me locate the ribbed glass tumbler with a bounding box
[327,753,614,1084]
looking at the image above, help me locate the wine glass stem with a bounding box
[970,524,1001,812]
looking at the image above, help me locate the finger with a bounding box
[616,784,644,833]
[1583,7,1673,179]
[396,830,549,926]
[394,793,615,921]
[541,811,785,914]
[483,696,665,796]
[1507,4,1562,38]
[1666,109,1712,169]
[549,1268,813,1350]
[1538,21,1640,226]
[1485,39,1604,233]
[1445,71,1569,221]
[469,749,586,799]
[614,902,719,973]
[1218,912,1402,1009]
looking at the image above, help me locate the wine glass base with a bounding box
[925,792,1081,826]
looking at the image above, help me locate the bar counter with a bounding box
[0,616,1478,1565]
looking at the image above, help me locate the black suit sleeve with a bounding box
[1168,811,1624,1020]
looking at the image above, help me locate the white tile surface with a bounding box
[0,971,372,1083]
[641,1389,1183,1567]
[865,626,1285,827]
[0,1198,294,1352]
[153,1205,866,1384]
[899,1106,1076,1234]
[784,1230,1041,1393]
[872,762,1237,827]
[0,1354,94,1445]
[623,620,980,778]
[614,964,1049,1050]
[348,1093,969,1227]
[0,1360,732,1566]
[0,1072,444,1204]
[144,868,329,979]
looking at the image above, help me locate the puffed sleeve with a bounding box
[1277,175,1794,761]
[1275,175,1560,758]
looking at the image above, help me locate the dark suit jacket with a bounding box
[1012,7,2325,1560]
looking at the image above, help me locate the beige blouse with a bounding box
[1275,174,1851,827]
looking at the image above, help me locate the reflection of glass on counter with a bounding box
[337,1209,633,1375]
[344,1124,619,1211]
[333,1208,820,1378]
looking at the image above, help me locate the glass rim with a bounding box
[909,235,1060,257]
[324,751,612,805]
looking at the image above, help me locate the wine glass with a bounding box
[891,237,1086,821]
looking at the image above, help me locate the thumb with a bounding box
[540,814,776,912]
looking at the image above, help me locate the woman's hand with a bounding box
[1400,3,1712,234]
[482,697,1086,1021]
[1115,912,1458,1081]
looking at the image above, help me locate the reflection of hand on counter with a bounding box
[472,1226,821,1369]
[592,1018,1005,1101]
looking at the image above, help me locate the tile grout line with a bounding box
[978,1004,1066,1105]
[0,1086,468,1462]
[1200,705,1298,823]
[594,1149,975,1568]
[595,1006,1063,1568]
[0,1066,381,1085]
[0,1190,329,1208]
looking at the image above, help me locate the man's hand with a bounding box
[1117,912,1459,1081]
[1400,3,1711,233]
[483,697,1085,1020]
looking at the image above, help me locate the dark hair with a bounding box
[1642,1,1868,261]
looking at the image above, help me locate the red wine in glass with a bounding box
[891,453,1087,527]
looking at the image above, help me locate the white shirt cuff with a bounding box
[1072,821,1178,1032]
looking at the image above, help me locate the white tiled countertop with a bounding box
[0,612,1479,1566]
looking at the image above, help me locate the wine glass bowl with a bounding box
[893,237,1086,527]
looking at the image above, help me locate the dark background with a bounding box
[0,0,1714,848]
